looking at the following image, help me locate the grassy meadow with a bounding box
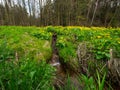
[0,26,120,90]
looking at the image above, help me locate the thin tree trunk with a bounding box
[0,0,4,25]
[39,0,43,26]
[28,0,32,25]
[4,0,9,25]
[86,0,93,22]
[90,0,99,26]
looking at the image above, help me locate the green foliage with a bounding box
[0,39,14,62]
[58,40,76,62]
[46,26,56,33]
[0,26,52,61]
[92,39,111,60]
[96,70,106,90]
[56,36,67,48]
[79,71,106,90]
[0,59,55,90]
[32,30,51,40]
[80,74,96,90]
[60,76,78,90]
[59,47,76,62]
[0,26,120,90]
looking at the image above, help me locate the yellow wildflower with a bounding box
[118,41,120,44]
[97,36,102,39]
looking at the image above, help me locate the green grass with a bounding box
[0,59,55,90]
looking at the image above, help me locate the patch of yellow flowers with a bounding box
[97,36,102,39]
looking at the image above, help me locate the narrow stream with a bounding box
[49,33,82,90]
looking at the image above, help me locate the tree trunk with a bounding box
[90,0,99,26]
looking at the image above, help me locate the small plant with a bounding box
[79,74,96,90]
[96,70,106,90]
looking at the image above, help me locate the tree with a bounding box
[0,0,120,27]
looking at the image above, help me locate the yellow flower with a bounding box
[118,41,120,44]
[97,36,102,39]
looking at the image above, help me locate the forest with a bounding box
[0,0,120,27]
[0,0,120,90]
